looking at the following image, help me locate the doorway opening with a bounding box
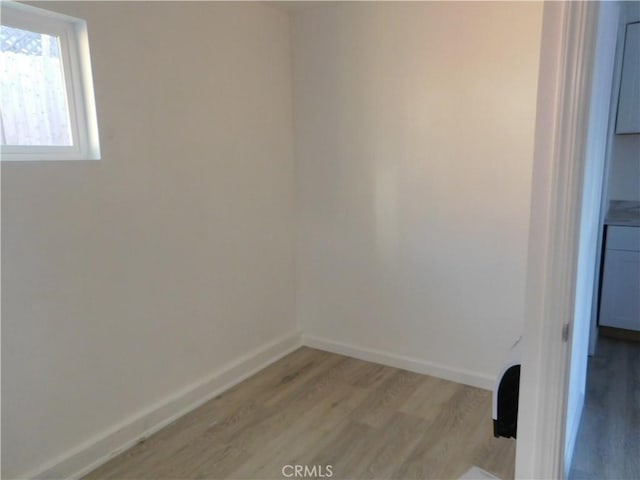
[566,2,640,479]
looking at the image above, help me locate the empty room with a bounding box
[2,1,635,480]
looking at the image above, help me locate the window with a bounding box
[1,2,100,161]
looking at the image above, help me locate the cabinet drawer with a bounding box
[599,249,640,331]
[607,226,640,251]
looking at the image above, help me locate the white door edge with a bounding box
[516,2,601,479]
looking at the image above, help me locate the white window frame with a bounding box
[0,1,100,161]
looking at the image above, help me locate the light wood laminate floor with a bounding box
[570,337,640,480]
[84,347,515,480]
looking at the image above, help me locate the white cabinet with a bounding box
[616,22,640,134]
[600,226,640,331]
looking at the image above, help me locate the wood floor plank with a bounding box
[145,433,244,480]
[83,347,515,480]
[359,412,429,480]
[223,363,371,456]
[259,353,347,407]
[229,384,371,478]
[341,360,397,389]
[394,385,492,480]
[263,356,353,408]
[350,369,424,428]
[218,348,337,408]
[570,337,640,480]
[399,374,460,421]
[308,420,379,478]
[622,340,640,480]
[230,427,336,479]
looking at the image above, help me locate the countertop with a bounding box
[605,200,640,227]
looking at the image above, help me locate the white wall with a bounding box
[606,2,640,202]
[293,2,543,385]
[1,2,296,478]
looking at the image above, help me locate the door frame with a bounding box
[516,1,602,478]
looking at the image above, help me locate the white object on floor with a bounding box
[459,466,500,479]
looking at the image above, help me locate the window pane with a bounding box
[0,25,73,146]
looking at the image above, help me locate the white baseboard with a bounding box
[25,331,494,479]
[301,334,495,390]
[27,333,302,480]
